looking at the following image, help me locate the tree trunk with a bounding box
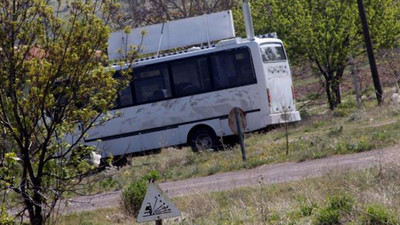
[31,215,43,225]
[325,76,341,110]
[325,77,335,110]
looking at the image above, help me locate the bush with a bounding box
[333,108,349,117]
[327,126,343,137]
[312,121,326,128]
[361,204,399,225]
[0,207,15,225]
[313,208,341,225]
[299,108,312,120]
[120,171,159,217]
[345,140,372,152]
[327,195,353,213]
[312,194,354,225]
[300,201,318,217]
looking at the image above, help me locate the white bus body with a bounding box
[83,37,300,157]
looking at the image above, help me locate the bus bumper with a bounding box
[266,111,301,125]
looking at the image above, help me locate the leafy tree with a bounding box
[0,0,125,224]
[234,0,400,109]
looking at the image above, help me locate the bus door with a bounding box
[260,43,295,115]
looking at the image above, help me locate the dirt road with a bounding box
[64,146,400,214]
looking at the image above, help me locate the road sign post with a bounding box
[228,107,247,161]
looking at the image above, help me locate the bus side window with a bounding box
[234,50,256,85]
[114,71,134,108]
[171,57,211,97]
[211,48,256,89]
[119,85,134,107]
[210,53,236,89]
[133,64,171,104]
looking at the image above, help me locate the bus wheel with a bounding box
[189,127,218,152]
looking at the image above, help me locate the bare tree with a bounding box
[115,0,236,29]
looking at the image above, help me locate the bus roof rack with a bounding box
[258,33,278,39]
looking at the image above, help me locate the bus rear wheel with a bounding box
[189,127,219,152]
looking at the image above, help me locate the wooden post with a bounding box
[285,120,289,156]
[155,219,162,225]
[349,56,362,111]
[234,107,246,161]
[357,0,383,104]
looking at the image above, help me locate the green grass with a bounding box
[81,90,400,195]
[58,163,400,225]
[294,75,320,88]
[58,208,133,225]
[57,60,400,224]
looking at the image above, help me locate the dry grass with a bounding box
[82,88,400,196]
[174,164,400,224]
[57,58,400,224]
[58,162,400,225]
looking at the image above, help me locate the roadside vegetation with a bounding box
[59,162,400,224]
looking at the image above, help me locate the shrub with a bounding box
[313,208,341,225]
[333,108,349,117]
[312,121,326,128]
[120,171,159,217]
[361,204,399,225]
[327,126,343,137]
[300,201,318,217]
[299,108,312,120]
[372,130,390,142]
[312,194,354,225]
[0,207,15,225]
[345,140,372,152]
[327,195,354,213]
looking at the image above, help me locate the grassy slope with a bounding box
[61,54,400,224]
[60,163,400,224]
[83,90,400,194]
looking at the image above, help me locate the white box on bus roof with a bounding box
[108,10,235,61]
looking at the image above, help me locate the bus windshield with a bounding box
[260,44,286,63]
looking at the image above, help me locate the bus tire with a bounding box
[188,126,219,152]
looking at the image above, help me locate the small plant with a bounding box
[372,130,390,141]
[120,171,159,217]
[327,195,354,213]
[98,177,118,190]
[312,194,354,225]
[360,204,399,225]
[333,108,349,117]
[312,121,326,128]
[345,140,372,152]
[299,200,318,217]
[299,108,312,120]
[79,222,94,225]
[0,206,15,225]
[313,208,341,225]
[327,126,343,137]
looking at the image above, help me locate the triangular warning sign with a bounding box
[137,182,181,223]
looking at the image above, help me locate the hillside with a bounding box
[55,51,400,224]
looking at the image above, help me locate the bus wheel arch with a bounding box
[187,125,219,152]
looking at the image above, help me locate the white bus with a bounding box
[83,36,301,157]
